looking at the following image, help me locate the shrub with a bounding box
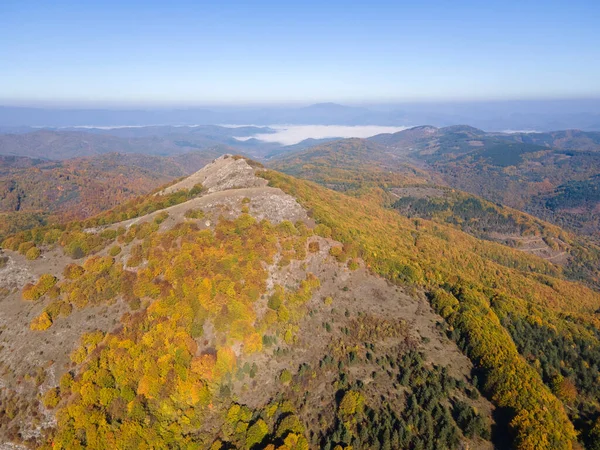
[47,285,61,299]
[25,246,41,260]
[100,229,117,240]
[277,221,298,236]
[126,244,144,267]
[314,223,332,238]
[1,235,21,251]
[59,372,74,392]
[284,328,295,344]
[43,229,62,245]
[184,209,205,219]
[108,245,122,257]
[45,301,63,320]
[38,274,58,291]
[60,301,73,317]
[154,211,169,224]
[43,387,60,409]
[277,305,290,322]
[329,245,344,260]
[245,419,268,448]
[22,274,57,301]
[275,414,304,438]
[64,263,85,279]
[127,297,141,310]
[18,241,35,255]
[188,183,204,197]
[267,290,283,310]
[279,369,292,385]
[83,255,114,273]
[22,283,36,300]
[338,390,365,417]
[30,312,52,331]
[308,241,320,253]
[347,258,359,270]
[65,241,85,259]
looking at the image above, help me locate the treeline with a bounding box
[319,350,489,449]
[545,175,600,211]
[394,194,537,238]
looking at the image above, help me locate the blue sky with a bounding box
[1,0,599,106]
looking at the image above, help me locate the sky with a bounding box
[1,0,600,107]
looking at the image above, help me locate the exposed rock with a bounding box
[161,154,267,194]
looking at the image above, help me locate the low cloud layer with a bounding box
[232,124,411,146]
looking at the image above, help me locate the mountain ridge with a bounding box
[2,156,600,447]
[1,156,499,448]
[3,99,600,130]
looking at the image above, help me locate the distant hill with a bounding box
[497,129,600,151]
[3,99,600,129]
[370,126,600,237]
[0,151,224,239]
[0,129,239,159]
[270,138,441,191]
[271,136,600,289]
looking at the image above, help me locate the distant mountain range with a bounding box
[0,127,258,159]
[272,125,600,240]
[2,98,600,130]
[0,125,365,160]
[4,122,600,243]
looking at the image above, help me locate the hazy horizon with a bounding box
[2,97,600,110]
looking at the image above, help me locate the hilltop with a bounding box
[1,155,493,449]
[1,155,600,449]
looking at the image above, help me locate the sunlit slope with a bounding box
[262,169,600,449]
[0,156,495,449]
[271,138,600,290]
[270,138,440,192]
[2,155,600,449]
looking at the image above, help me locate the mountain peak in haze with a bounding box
[304,102,354,110]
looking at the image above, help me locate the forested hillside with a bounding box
[272,139,600,290]
[369,126,600,238]
[1,156,600,449]
[263,168,600,449]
